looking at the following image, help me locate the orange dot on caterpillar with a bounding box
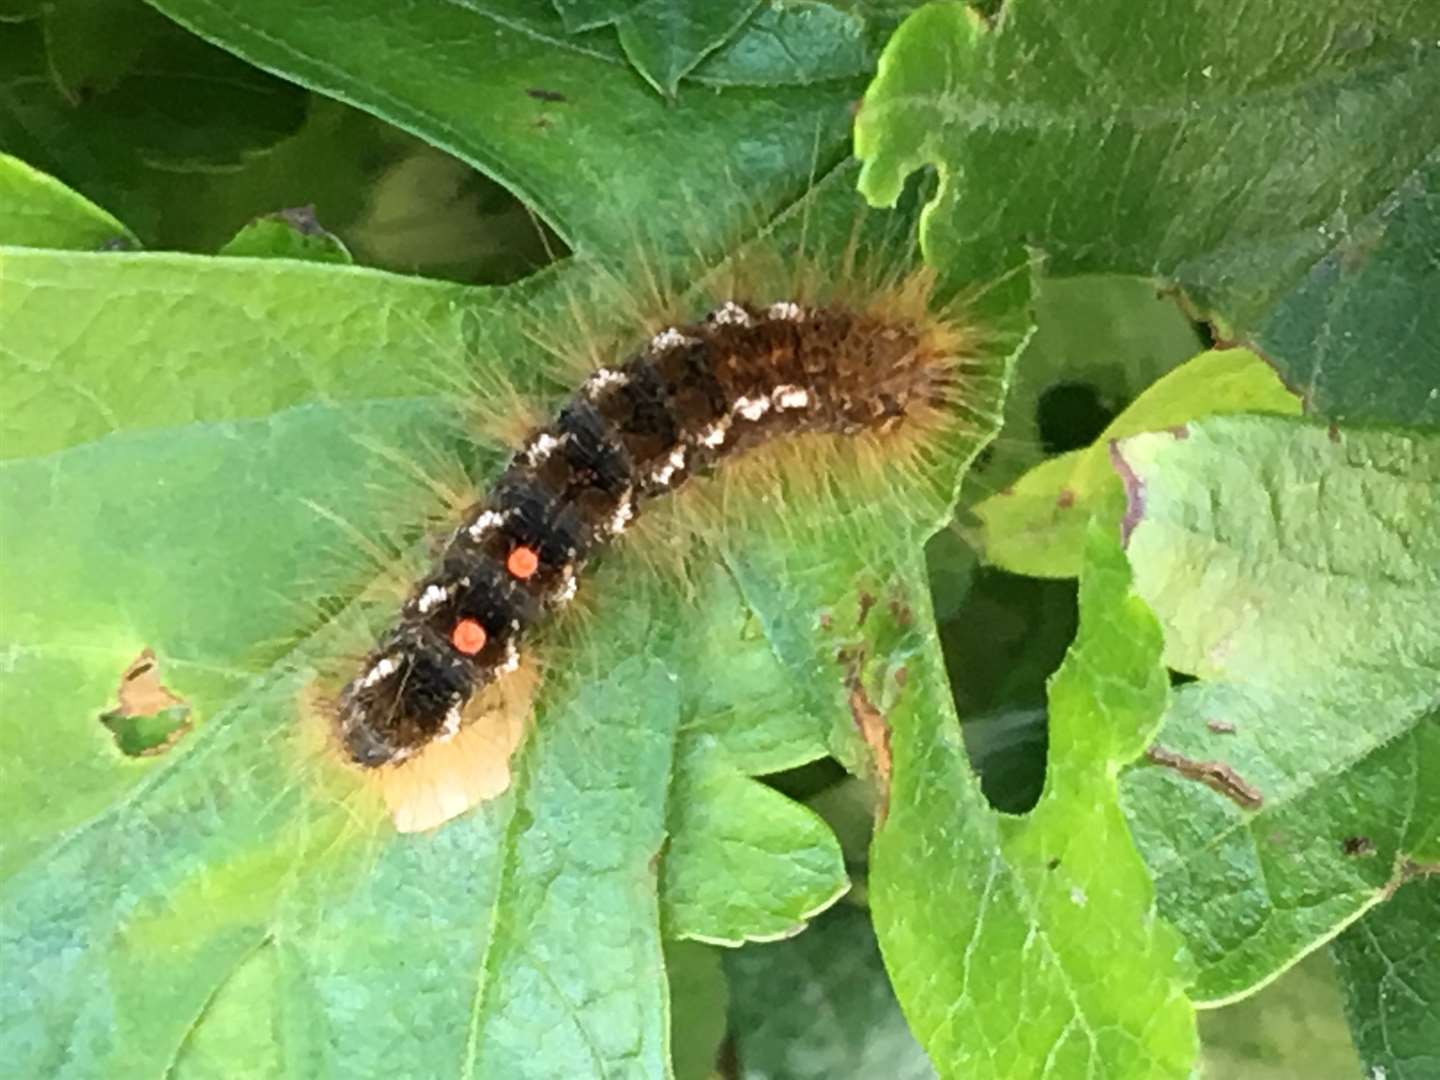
[506,545,541,580]
[451,618,488,655]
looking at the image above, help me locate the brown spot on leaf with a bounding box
[856,591,876,628]
[1167,424,1190,440]
[278,205,325,236]
[818,611,833,632]
[526,87,567,103]
[99,649,192,757]
[1341,836,1376,857]
[847,684,891,822]
[1056,488,1075,509]
[1145,743,1263,810]
[839,647,892,822]
[1110,440,1145,545]
[1206,719,1237,735]
[887,597,912,628]
[894,666,908,688]
[1328,422,1342,443]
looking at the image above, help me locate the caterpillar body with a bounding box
[336,287,967,772]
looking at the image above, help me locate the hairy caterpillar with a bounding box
[338,289,970,767]
[294,171,1002,832]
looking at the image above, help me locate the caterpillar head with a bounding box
[337,626,472,767]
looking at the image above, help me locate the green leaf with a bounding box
[1254,147,1440,426]
[218,207,353,264]
[145,0,863,261]
[1,15,310,247]
[166,942,287,1078]
[43,0,175,99]
[666,940,729,1080]
[854,0,1440,378]
[0,153,138,250]
[98,706,192,757]
[0,248,486,461]
[693,1,877,88]
[1116,416,1440,1003]
[726,905,935,1079]
[0,13,306,172]
[975,348,1300,577]
[550,0,633,33]
[538,0,883,88]
[614,0,762,95]
[0,0,44,20]
[1331,875,1440,1080]
[1198,951,1364,1078]
[872,522,1196,1078]
[662,748,848,945]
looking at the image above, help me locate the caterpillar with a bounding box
[334,274,976,784]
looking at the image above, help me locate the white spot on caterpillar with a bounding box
[466,509,507,542]
[584,368,629,397]
[524,432,563,465]
[649,445,687,487]
[499,640,520,674]
[649,327,698,352]
[608,495,635,535]
[437,706,462,742]
[767,301,804,322]
[416,584,451,613]
[360,656,398,689]
[697,417,730,448]
[708,301,751,327]
[733,395,770,421]
[554,567,578,604]
[772,385,809,410]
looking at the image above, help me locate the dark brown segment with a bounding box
[338,623,473,766]
[651,338,730,429]
[446,561,532,646]
[491,470,595,574]
[598,358,679,466]
[556,399,633,495]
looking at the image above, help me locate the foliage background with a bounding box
[1,1,1436,1077]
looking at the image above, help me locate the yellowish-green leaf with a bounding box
[1118,416,1440,1002]
[975,348,1299,577]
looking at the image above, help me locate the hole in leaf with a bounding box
[962,707,1049,814]
[1340,836,1376,858]
[1035,381,1118,454]
[936,568,1073,814]
[99,649,193,757]
[763,757,847,802]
